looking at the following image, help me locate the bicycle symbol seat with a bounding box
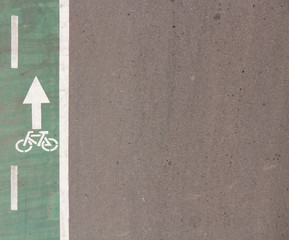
[15,131,58,153]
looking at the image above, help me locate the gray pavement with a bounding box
[70,1,289,239]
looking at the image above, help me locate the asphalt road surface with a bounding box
[70,1,289,239]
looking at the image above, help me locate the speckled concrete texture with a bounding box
[70,1,289,239]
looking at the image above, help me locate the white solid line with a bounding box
[11,165,18,211]
[60,0,69,240]
[11,15,18,69]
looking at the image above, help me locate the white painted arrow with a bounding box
[23,77,50,129]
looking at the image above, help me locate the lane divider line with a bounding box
[60,0,69,239]
[11,15,18,69]
[11,165,18,211]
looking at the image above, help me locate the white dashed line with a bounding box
[11,165,18,211]
[11,15,18,69]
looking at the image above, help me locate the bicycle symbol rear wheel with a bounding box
[42,138,58,152]
[15,139,33,153]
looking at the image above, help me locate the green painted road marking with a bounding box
[0,1,69,239]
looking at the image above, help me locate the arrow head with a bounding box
[23,77,50,104]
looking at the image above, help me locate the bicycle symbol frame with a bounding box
[15,131,58,153]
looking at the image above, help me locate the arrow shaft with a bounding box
[32,103,42,129]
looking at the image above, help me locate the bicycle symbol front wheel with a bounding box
[15,139,33,153]
[42,138,58,152]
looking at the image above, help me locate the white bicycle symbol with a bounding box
[15,131,58,153]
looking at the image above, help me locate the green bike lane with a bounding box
[0,1,66,239]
